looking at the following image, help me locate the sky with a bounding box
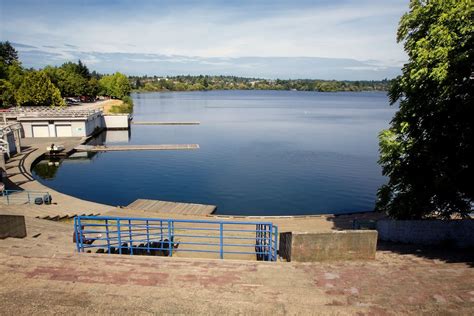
[0,0,408,80]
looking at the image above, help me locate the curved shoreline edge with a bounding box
[7,138,116,214]
[16,137,376,220]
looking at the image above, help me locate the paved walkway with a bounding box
[2,137,115,216]
[0,220,472,315]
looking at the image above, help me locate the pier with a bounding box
[126,199,216,215]
[75,144,200,152]
[132,121,200,125]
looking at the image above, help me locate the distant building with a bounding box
[3,107,104,138]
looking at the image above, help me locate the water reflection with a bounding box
[87,130,131,146]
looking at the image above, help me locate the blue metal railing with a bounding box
[0,189,51,205]
[74,216,278,262]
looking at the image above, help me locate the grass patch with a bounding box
[103,96,134,114]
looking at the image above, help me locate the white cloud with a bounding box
[2,0,407,67]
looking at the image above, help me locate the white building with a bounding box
[4,107,104,138]
[3,107,130,139]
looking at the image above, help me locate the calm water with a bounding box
[33,90,396,215]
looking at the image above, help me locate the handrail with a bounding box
[74,216,279,262]
[0,189,51,205]
[2,189,51,194]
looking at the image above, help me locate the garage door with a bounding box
[55,125,72,137]
[32,125,49,138]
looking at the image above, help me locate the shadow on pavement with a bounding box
[377,241,474,268]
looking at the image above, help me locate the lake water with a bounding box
[32,90,396,216]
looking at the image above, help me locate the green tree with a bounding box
[0,41,19,66]
[99,72,131,98]
[86,78,100,97]
[77,60,91,79]
[0,79,15,107]
[16,71,65,107]
[376,0,473,219]
[6,61,25,89]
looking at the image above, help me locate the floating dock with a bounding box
[126,199,217,215]
[132,121,200,125]
[75,144,199,152]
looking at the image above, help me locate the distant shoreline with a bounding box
[132,88,389,94]
[130,76,391,93]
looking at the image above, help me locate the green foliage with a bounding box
[99,72,131,98]
[0,79,15,107]
[86,78,100,97]
[0,41,24,106]
[6,62,25,89]
[0,41,19,66]
[130,75,390,92]
[109,95,134,113]
[43,60,99,97]
[376,0,474,219]
[16,71,65,107]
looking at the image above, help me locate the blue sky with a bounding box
[0,0,408,79]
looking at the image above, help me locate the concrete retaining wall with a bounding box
[103,115,130,129]
[0,215,27,239]
[279,230,377,262]
[376,219,474,248]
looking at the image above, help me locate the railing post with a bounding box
[27,191,31,204]
[146,220,150,254]
[6,192,9,205]
[78,217,84,252]
[268,224,273,262]
[219,223,224,259]
[128,219,133,255]
[105,219,111,254]
[160,220,163,240]
[273,225,278,262]
[117,219,122,255]
[167,220,172,257]
[74,217,81,253]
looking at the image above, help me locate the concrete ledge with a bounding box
[0,215,27,239]
[103,114,130,129]
[279,230,377,262]
[376,219,474,248]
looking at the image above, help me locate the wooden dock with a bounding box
[132,121,200,125]
[75,144,199,152]
[126,199,217,215]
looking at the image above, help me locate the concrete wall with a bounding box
[71,121,87,137]
[20,122,33,138]
[279,230,378,262]
[85,114,104,136]
[376,219,474,248]
[20,118,101,138]
[103,115,130,129]
[0,215,27,239]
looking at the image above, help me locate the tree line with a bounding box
[0,41,131,107]
[130,75,390,92]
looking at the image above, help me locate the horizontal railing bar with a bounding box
[83,230,169,235]
[77,215,274,226]
[81,245,273,256]
[85,235,272,244]
[176,241,221,246]
[222,243,258,247]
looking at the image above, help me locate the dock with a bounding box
[132,121,200,125]
[126,199,217,215]
[75,144,199,152]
